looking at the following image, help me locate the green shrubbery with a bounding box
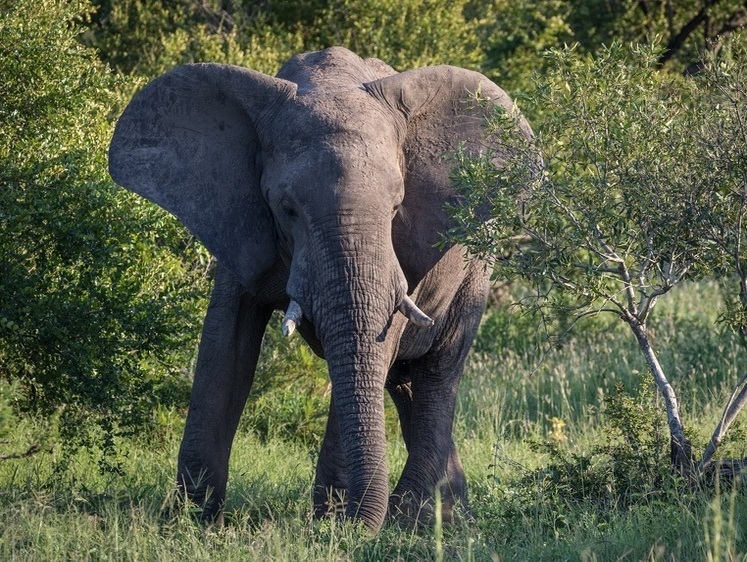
[240,320,329,446]
[448,38,747,474]
[509,381,671,524]
[0,0,210,463]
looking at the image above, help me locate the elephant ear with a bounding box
[109,63,297,292]
[366,66,531,285]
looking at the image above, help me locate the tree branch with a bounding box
[697,372,747,474]
[658,0,719,66]
[639,287,670,323]
[716,5,747,36]
[0,443,41,461]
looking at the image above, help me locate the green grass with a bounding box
[1,282,747,560]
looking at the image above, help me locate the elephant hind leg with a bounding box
[387,360,470,525]
[313,392,349,519]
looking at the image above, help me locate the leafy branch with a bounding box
[448,40,747,476]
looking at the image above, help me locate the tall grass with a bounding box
[0,282,745,560]
[461,281,746,446]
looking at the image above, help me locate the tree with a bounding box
[479,0,747,96]
[84,0,302,77]
[694,33,747,472]
[0,0,209,462]
[447,41,747,473]
[85,0,488,79]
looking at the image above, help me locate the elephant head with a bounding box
[109,47,528,531]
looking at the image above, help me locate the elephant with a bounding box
[108,46,532,532]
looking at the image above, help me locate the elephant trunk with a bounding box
[307,221,402,531]
[324,336,389,530]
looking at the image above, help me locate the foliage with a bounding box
[561,0,747,72]
[477,0,575,93]
[84,0,303,77]
[446,41,747,470]
[240,318,329,447]
[84,0,747,90]
[307,0,485,70]
[84,0,485,79]
[695,34,747,339]
[465,316,747,556]
[479,0,747,95]
[515,380,672,518]
[0,0,209,462]
[449,42,710,330]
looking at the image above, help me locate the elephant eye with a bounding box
[280,198,297,218]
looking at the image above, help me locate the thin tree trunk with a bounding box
[629,320,693,473]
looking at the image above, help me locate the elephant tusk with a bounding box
[398,295,434,328]
[282,300,303,337]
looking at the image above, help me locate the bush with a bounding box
[309,0,485,70]
[86,0,487,80]
[240,319,329,446]
[0,0,209,463]
[489,380,676,539]
[447,41,747,474]
[85,0,302,77]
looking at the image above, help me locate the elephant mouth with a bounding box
[281,294,432,338]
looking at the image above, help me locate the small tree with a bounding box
[447,42,735,472]
[694,33,747,473]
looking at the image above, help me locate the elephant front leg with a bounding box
[176,265,272,523]
[388,355,469,525]
[389,275,488,525]
[313,392,348,518]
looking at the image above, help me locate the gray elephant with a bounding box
[108,47,532,532]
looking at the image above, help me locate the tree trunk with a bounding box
[629,320,693,473]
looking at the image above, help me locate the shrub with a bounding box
[446,41,747,476]
[0,0,209,464]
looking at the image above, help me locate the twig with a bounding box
[697,372,747,475]
[0,444,41,461]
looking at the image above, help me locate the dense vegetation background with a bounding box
[2,0,747,559]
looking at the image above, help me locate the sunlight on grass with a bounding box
[0,282,745,560]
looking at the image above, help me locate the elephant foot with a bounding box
[313,485,348,519]
[170,469,226,526]
[388,491,434,527]
[161,489,225,527]
[388,483,471,528]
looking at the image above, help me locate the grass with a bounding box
[1,281,747,560]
